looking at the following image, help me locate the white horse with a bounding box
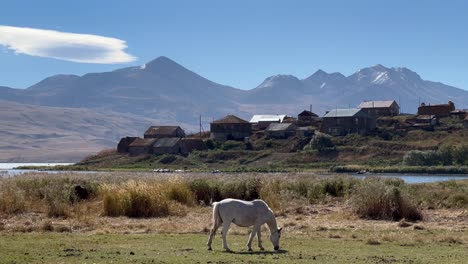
[207,198,282,252]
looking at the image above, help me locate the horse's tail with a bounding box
[212,202,222,226]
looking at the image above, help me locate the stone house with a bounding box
[320,108,376,136]
[417,101,455,117]
[128,138,157,155]
[210,115,252,142]
[358,100,400,117]
[144,126,185,139]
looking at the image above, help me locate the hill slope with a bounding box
[0,100,178,162]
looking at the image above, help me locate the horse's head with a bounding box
[270,227,283,250]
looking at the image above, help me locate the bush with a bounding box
[453,144,468,165]
[159,155,177,164]
[438,145,454,166]
[165,178,194,206]
[222,140,244,150]
[102,181,170,218]
[403,150,440,166]
[310,133,337,155]
[351,179,422,221]
[189,179,221,205]
[0,181,26,214]
[204,139,217,150]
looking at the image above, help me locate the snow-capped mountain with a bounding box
[1,57,467,161]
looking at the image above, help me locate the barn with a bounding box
[117,136,138,153]
[144,126,185,139]
[153,138,183,155]
[128,138,157,155]
[320,108,376,136]
[210,115,252,142]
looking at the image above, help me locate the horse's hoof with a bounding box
[224,248,232,252]
[208,247,212,251]
[259,247,265,251]
[248,248,253,252]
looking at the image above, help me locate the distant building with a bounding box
[210,115,252,142]
[250,115,287,130]
[417,101,455,117]
[265,122,296,139]
[180,138,206,154]
[117,136,139,153]
[298,110,318,121]
[297,110,320,126]
[144,126,185,139]
[128,138,157,155]
[449,109,467,120]
[153,138,183,155]
[320,108,376,136]
[358,100,400,117]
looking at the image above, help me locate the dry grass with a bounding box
[0,171,466,247]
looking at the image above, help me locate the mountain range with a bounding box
[1,56,467,162]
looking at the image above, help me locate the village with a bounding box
[117,100,468,157]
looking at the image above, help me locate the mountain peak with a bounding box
[144,56,180,69]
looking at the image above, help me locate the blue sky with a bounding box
[1,0,467,90]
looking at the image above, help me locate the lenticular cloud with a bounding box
[0,25,136,64]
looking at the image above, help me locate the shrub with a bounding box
[102,181,170,218]
[310,133,337,155]
[403,150,440,166]
[351,179,422,221]
[222,140,244,150]
[437,145,454,166]
[158,155,177,164]
[0,181,26,214]
[189,179,221,205]
[204,139,217,150]
[259,179,282,210]
[165,178,194,206]
[453,144,468,165]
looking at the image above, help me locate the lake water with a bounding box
[1,163,468,184]
[351,173,468,184]
[0,163,75,177]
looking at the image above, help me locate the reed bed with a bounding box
[1,171,466,224]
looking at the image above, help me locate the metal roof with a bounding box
[153,138,181,148]
[250,115,286,123]
[265,122,295,131]
[129,138,157,147]
[323,108,365,118]
[358,100,396,109]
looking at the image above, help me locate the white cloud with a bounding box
[0,25,136,64]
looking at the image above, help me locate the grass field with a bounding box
[1,231,467,263]
[1,172,467,263]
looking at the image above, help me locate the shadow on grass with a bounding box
[224,249,288,255]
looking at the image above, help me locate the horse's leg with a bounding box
[207,218,222,250]
[247,225,260,251]
[221,222,232,251]
[257,226,264,250]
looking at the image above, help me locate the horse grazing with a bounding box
[207,198,282,252]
